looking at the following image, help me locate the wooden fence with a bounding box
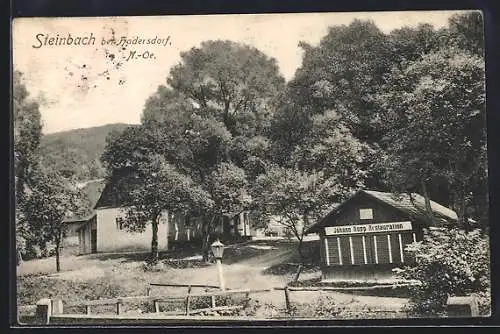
[18,283,274,324]
[17,283,479,324]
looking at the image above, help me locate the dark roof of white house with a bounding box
[64,179,106,222]
[363,190,458,221]
[305,189,458,234]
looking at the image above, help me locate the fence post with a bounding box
[35,298,52,324]
[146,287,151,297]
[154,300,160,313]
[446,295,480,317]
[244,292,250,309]
[211,295,216,308]
[185,285,192,315]
[85,305,91,315]
[116,299,122,315]
[284,286,291,314]
[51,299,64,316]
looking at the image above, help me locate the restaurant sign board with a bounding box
[325,221,412,236]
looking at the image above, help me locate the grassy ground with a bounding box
[16,238,409,319]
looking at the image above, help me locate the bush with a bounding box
[395,227,491,316]
[286,295,406,319]
[17,274,126,307]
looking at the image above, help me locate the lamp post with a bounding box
[211,239,226,291]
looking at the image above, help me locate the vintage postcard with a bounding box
[12,10,490,325]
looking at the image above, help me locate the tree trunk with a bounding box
[202,226,211,262]
[17,248,23,266]
[55,244,60,272]
[297,238,305,264]
[293,238,305,283]
[151,218,159,264]
[55,229,62,272]
[202,215,215,262]
[421,179,435,226]
[458,188,468,229]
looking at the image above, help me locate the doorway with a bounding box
[91,229,97,253]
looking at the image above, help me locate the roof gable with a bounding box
[306,189,458,234]
[362,190,458,222]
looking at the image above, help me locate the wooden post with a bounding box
[447,295,480,317]
[51,299,64,315]
[185,285,192,315]
[284,286,291,314]
[85,305,91,315]
[211,295,216,308]
[146,287,151,296]
[154,300,160,313]
[244,292,250,308]
[216,259,226,290]
[293,264,303,283]
[116,300,122,315]
[35,298,52,324]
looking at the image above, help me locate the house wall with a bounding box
[78,221,93,255]
[83,207,259,254]
[167,213,203,245]
[61,223,82,255]
[96,207,169,253]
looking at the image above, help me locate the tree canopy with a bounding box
[101,12,488,264]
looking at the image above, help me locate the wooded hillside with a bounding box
[39,123,133,181]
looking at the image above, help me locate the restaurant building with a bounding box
[305,190,458,282]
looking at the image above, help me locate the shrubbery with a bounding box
[394,227,491,316]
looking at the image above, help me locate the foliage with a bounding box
[289,295,407,319]
[252,166,347,263]
[394,228,490,316]
[13,70,43,258]
[17,274,125,307]
[284,19,392,144]
[102,128,214,262]
[447,11,484,56]
[20,167,91,271]
[167,40,285,137]
[205,162,250,218]
[103,40,285,261]
[375,47,486,225]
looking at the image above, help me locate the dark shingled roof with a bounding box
[63,179,106,222]
[93,180,125,209]
[305,189,458,234]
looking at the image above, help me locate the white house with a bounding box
[76,181,254,255]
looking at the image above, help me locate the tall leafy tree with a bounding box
[286,19,392,143]
[167,40,285,138]
[21,167,90,271]
[375,47,486,226]
[252,167,338,265]
[202,162,250,255]
[102,125,214,263]
[387,23,447,68]
[103,40,286,260]
[447,11,484,56]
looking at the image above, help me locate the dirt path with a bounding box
[237,247,295,268]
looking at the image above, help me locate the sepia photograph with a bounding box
[12,10,490,324]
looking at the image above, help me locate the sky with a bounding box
[12,10,473,134]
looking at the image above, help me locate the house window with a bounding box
[359,208,373,220]
[115,218,124,230]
